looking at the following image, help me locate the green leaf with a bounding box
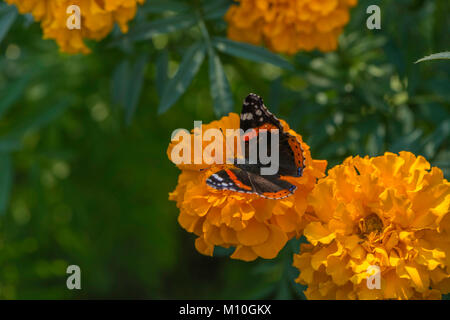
[156,49,169,98]
[0,139,21,152]
[415,52,450,63]
[0,73,33,119]
[142,0,190,14]
[213,246,235,257]
[111,55,149,124]
[212,37,294,71]
[0,5,17,44]
[208,47,234,116]
[112,60,131,108]
[158,42,206,114]
[112,13,196,45]
[268,77,283,114]
[203,0,232,20]
[125,54,148,125]
[3,98,71,140]
[422,119,450,158]
[390,129,423,154]
[0,153,12,214]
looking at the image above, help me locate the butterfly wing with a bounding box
[240,93,282,132]
[206,168,296,199]
[239,93,305,177]
[278,132,305,177]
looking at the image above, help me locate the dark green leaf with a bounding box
[415,52,450,63]
[112,13,196,45]
[203,0,232,20]
[422,119,450,158]
[125,54,148,125]
[208,47,234,116]
[156,49,169,98]
[158,42,206,114]
[212,37,294,71]
[0,5,17,44]
[3,98,71,140]
[0,73,33,119]
[0,139,21,152]
[0,153,12,214]
[111,60,130,108]
[268,77,283,114]
[111,55,148,124]
[390,129,423,154]
[142,0,190,14]
[274,278,291,300]
[22,13,34,28]
[213,246,235,257]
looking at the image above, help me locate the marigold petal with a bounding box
[178,211,200,234]
[404,264,430,292]
[195,237,214,257]
[304,222,336,245]
[251,225,288,259]
[236,220,270,246]
[230,245,258,262]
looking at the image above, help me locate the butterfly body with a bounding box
[206,93,305,200]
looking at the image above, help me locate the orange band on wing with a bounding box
[243,130,258,141]
[225,169,252,191]
[243,125,279,141]
[287,137,305,168]
[262,190,291,199]
[258,124,278,130]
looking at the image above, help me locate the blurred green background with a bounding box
[0,0,448,299]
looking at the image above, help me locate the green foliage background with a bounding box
[0,0,448,299]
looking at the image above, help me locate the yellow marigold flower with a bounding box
[6,0,145,54]
[225,0,358,54]
[293,152,450,299]
[168,113,327,261]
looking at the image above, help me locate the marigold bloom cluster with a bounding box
[6,0,145,54]
[168,113,327,261]
[293,152,450,299]
[225,0,358,54]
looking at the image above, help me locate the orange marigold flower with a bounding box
[293,152,450,299]
[225,0,358,54]
[168,113,327,261]
[5,0,145,54]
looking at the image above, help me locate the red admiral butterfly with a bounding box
[206,93,306,199]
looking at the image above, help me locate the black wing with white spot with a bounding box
[240,93,282,132]
[239,93,306,177]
